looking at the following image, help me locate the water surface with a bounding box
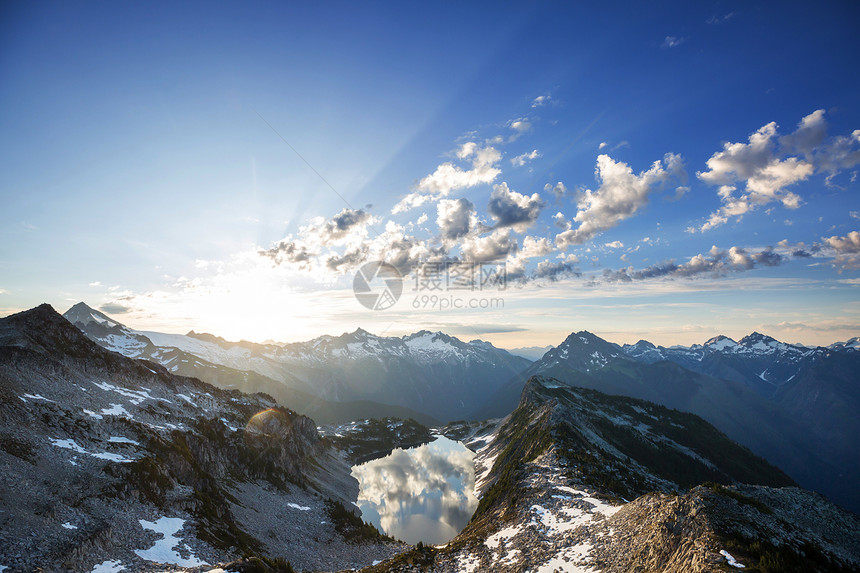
[351,436,477,545]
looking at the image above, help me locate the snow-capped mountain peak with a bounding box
[703,335,738,351]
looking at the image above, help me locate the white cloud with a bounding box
[511,149,541,166]
[531,95,551,108]
[393,145,501,213]
[509,118,531,133]
[694,110,860,231]
[823,231,860,270]
[460,228,516,263]
[604,241,624,249]
[89,281,102,287]
[555,153,682,248]
[416,213,429,225]
[599,142,608,149]
[436,198,477,242]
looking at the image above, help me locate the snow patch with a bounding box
[135,517,206,567]
[21,393,55,403]
[721,549,745,568]
[50,438,133,463]
[287,503,311,511]
[108,436,140,446]
[484,524,522,550]
[90,560,125,573]
[61,522,78,530]
[100,403,131,417]
[176,393,199,408]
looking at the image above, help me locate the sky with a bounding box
[1,1,859,348]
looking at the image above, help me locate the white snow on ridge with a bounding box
[138,330,252,370]
[706,338,737,351]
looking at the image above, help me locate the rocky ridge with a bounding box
[361,376,860,572]
[0,305,404,572]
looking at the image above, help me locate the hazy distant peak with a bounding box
[63,301,122,329]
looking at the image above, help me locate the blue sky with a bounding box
[2,1,859,347]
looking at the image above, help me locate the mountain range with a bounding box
[2,303,859,571]
[65,302,860,514]
[0,304,407,571]
[481,329,860,515]
[64,302,531,424]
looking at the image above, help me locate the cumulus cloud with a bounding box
[436,198,477,242]
[511,149,541,166]
[318,208,373,244]
[487,182,545,231]
[693,110,860,231]
[393,144,501,213]
[460,228,516,263]
[823,231,860,270]
[534,260,581,281]
[504,236,554,279]
[555,153,683,248]
[259,239,315,267]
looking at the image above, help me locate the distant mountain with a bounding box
[478,329,860,514]
[63,303,532,422]
[505,344,554,361]
[0,304,404,571]
[386,376,860,572]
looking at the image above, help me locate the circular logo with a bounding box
[353,261,403,311]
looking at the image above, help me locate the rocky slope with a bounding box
[0,305,404,572]
[64,303,531,423]
[362,376,860,573]
[479,330,860,514]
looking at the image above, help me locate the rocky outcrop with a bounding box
[364,376,860,572]
[0,305,403,572]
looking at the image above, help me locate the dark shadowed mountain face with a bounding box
[0,305,404,572]
[63,303,532,423]
[477,329,860,514]
[371,376,860,572]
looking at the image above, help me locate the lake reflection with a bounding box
[351,436,477,545]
